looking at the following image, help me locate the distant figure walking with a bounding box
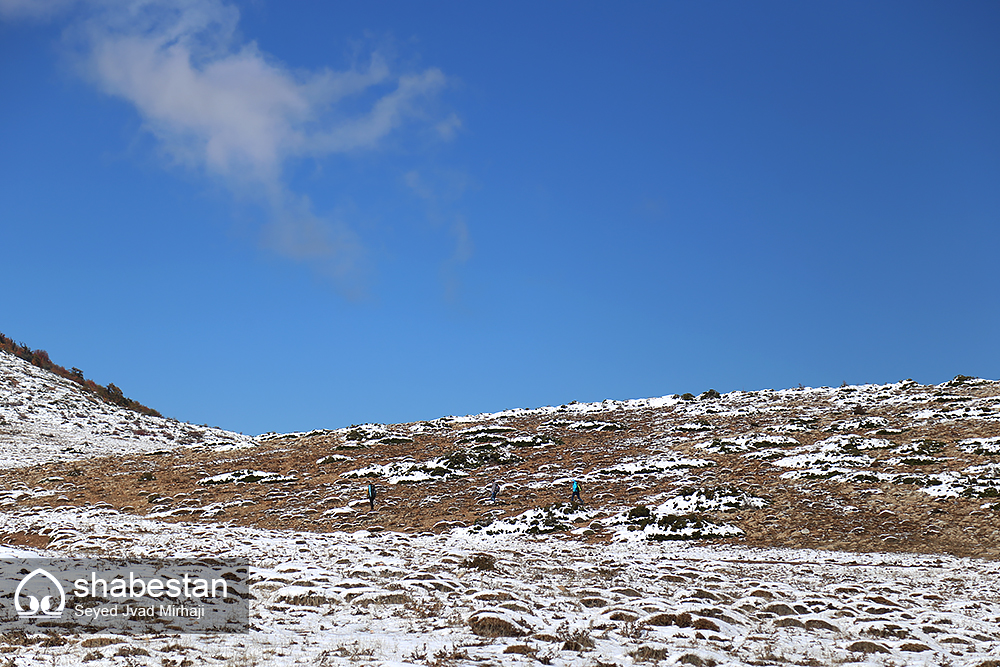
[367,483,377,510]
[490,480,500,502]
[571,479,582,503]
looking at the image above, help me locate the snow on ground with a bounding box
[0,504,998,666]
[5,353,1000,665]
[0,351,255,468]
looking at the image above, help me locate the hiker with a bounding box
[490,480,500,502]
[571,479,582,503]
[366,483,376,510]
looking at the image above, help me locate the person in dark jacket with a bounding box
[490,480,500,502]
[571,479,582,503]
[367,483,377,510]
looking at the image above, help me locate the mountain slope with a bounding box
[2,364,998,559]
[0,349,254,469]
[2,358,1000,666]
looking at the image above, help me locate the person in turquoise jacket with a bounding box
[571,479,582,503]
[366,483,377,510]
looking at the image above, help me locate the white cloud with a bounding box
[6,0,453,295]
[77,3,446,189]
[261,195,370,300]
[435,112,462,141]
[404,169,475,302]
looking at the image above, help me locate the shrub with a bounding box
[461,553,496,571]
[0,330,162,418]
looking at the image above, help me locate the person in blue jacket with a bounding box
[366,483,377,510]
[571,479,582,503]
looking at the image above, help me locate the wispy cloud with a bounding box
[404,169,475,302]
[3,0,451,297]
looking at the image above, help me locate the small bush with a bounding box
[461,553,496,571]
[631,645,670,662]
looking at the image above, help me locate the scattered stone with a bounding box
[472,590,513,602]
[804,619,840,632]
[899,643,932,652]
[468,609,531,637]
[646,612,692,627]
[503,645,536,655]
[350,591,410,606]
[847,640,890,654]
[580,597,609,608]
[273,586,343,607]
[939,636,971,644]
[763,603,797,616]
[604,608,641,622]
[692,617,720,632]
[80,637,120,648]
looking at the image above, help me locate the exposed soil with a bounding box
[5,378,1000,560]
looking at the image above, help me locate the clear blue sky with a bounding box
[2,1,998,435]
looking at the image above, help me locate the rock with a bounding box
[611,587,642,597]
[273,586,343,607]
[580,597,609,608]
[860,622,908,639]
[646,612,692,627]
[939,636,971,644]
[350,591,410,606]
[691,589,719,601]
[899,643,932,652]
[692,617,720,632]
[468,609,531,637]
[847,641,890,654]
[562,640,590,652]
[865,595,900,607]
[804,619,840,632]
[630,645,670,662]
[763,603,797,616]
[774,618,805,628]
[863,606,895,615]
[503,645,536,655]
[677,652,718,667]
[604,608,640,622]
[471,590,514,602]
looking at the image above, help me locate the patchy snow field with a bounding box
[0,504,998,666]
[3,351,1000,665]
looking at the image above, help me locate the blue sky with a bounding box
[2,1,998,435]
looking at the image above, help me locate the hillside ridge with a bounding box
[1,360,998,559]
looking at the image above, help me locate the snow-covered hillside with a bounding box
[1,351,999,666]
[0,350,254,468]
[0,506,998,666]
